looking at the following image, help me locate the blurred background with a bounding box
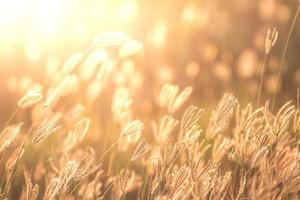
[0,0,300,123]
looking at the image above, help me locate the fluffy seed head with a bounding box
[18,84,43,109]
[265,27,278,55]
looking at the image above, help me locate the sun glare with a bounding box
[0,0,61,33]
[0,0,137,52]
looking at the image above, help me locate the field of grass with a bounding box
[0,0,300,199]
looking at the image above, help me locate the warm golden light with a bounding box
[0,0,61,35]
[0,0,140,60]
[1,1,300,199]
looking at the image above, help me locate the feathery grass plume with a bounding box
[0,122,23,153]
[44,177,61,200]
[73,153,99,181]
[152,115,179,143]
[79,50,107,82]
[205,117,220,141]
[229,132,268,168]
[119,119,144,151]
[150,163,163,194]
[131,138,149,161]
[23,170,39,200]
[257,27,278,107]
[192,166,220,199]
[32,114,61,144]
[264,101,295,140]
[259,146,300,198]
[205,94,237,140]
[177,125,201,149]
[191,159,217,183]
[212,135,232,163]
[119,169,136,194]
[74,117,90,142]
[119,39,143,58]
[59,160,79,192]
[183,125,202,142]
[44,87,60,108]
[179,105,204,139]
[293,109,300,135]
[121,120,144,137]
[112,87,133,124]
[171,86,193,113]
[18,84,43,109]
[5,146,24,173]
[214,93,238,131]
[119,132,141,152]
[93,32,130,47]
[168,166,191,198]
[191,158,204,182]
[159,84,178,108]
[189,140,211,163]
[160,144,178,167]
[265,27,278,55]
[235,104,264,134]
[230,104,269,166]
[62,119,91,152]
[159,84,193,113]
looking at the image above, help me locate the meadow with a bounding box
[0,0,300,199]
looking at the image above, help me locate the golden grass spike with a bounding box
[59,161,79,192]
[44,178,61,200]
[131,138,149,161]
[180,105,204,138]
[121,120,144,137]
[74,117,90,142]
[152,115,179,143]
[23,170,39,200]
[0,122,23,153]
[161,144,178,166]
[169,166,190,197]
[6,146,24,173]
[191,158,204,182]
[18,84,43,109]
[214,94,238,131]
[119,169,136,193]
[159,84,178,109]
[112,87,133,124]
[265,27,278,55]
[32,114,61,145]
[293,110,300,134]
[170,86,193,113]
[74,155,99,181]
[44,88,60,108]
